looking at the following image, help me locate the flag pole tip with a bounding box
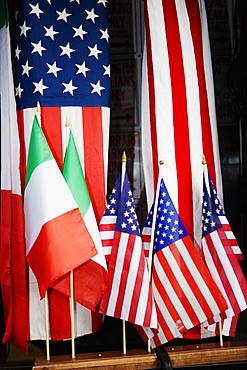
[202,155,207,164]
[36,102,41,112]
[65,117,70,127]
[159,160,164,165]
[122,151,127,163]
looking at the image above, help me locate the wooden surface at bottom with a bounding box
[33,340,247,369]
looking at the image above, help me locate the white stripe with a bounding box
[100,215,117,225]
[29,269,46,340]
[24,159,78,252]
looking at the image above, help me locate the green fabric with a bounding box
[62,130,90,217]
[0,0,8,29]
[25,115,53,187]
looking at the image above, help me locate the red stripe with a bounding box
[17,110,26,192]
[185,0,217,188]
[0,190,29,352]
[144,1,158,194]
[41,107,63,169]
[82,107,106,223]
[162,0,193,235]
[99,223,115,232]
[154,304,174,343]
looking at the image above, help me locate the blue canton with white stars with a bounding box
[145,179,188,253]
[14,0,110,110]
[202,172,224,238]
[104,171,140,237]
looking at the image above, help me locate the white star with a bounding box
[47,0,51,3]
[47,62,62,77]
[62,80,78,95]
[56,8,72,22]
[15,45,21,59]
[33,79,48,95]
[15,83,23,98]
[126,200,132,207]
[20,21,31,36]
[44,25,59,40]
[103,64,110,76]
[73,25,87,40]
[110,208,116,214]
[76,62,90,77]
[131,225,137,231]
[70,0,80,3]
[22,60,33,76]
[97,0,108,7]
[31,40,46,56]
[178,229,183,234]
[121,222,127,229]
[88,44,102,59]
[85,8,99,23]
[29,3,44,18]
[59,43,75,58]
[111,198,116,204]
[128,218,133,224]
[90,81,105,96]
[100,28,109,42]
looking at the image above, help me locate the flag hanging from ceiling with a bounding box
[24,115,97,299]
[0,0,28,353]
[142,0,222,246]
[99,164,158,333]
[51,129,108,311]
[14,0,110,342]
[142,176,228,348]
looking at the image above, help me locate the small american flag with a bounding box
[200,164,247,333]
[99,166,158,331]
[142,177,228,348]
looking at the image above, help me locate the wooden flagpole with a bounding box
[64,118,76,359]
[121,152,127,355]
[36,102,50,361]
[147,160,164,352]
[44,291,50,361]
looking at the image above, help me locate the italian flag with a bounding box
[51,130,108,310]
[24,116,97,299]
[0,0,29,353]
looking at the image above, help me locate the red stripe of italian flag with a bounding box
[24,115,97,299]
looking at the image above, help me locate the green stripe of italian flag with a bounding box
[50,130,108,310]
[24,116,97,299]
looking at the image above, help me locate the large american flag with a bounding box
[99,165,158,331]
[200,164,247,335]
[13,0,110,343]
[142,0,222,247]
[142,177,228,348]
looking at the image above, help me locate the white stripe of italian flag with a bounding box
[24,115,97,299]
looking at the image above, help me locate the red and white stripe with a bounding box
[99,214,117,263]
[142,0,222,246]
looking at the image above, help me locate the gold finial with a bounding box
[202,155,207,164]
[159,160,164,165]
[122,151,127,163]
[36,102,41,112]
[65,117,70,127]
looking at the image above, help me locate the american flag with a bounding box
[13,0,110,343]
[142,0,222,248]
[200,164,247,334]
[99,166,158,331]
[142,177,228,348]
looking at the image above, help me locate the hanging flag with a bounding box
[200,163,247,332]
[99,165,158,331]
[142,0,222,246]
[24,115,97,299]
[142,176,228,348]
[14,0,110,342]
[51,129,108,311]
[0,0,28,353]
